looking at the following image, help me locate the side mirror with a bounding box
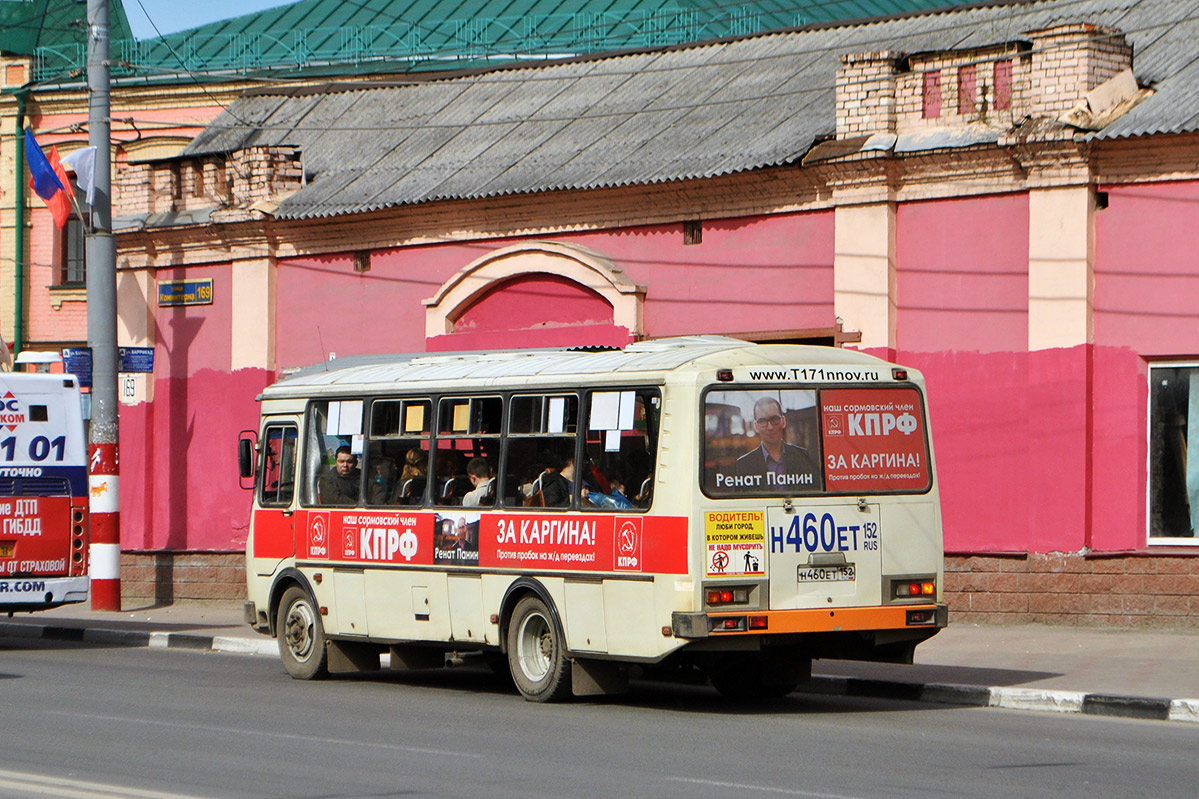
[238,432,257,486]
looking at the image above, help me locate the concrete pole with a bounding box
[86,0,120,610]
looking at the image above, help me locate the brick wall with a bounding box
[836,51,899,137]
[1026,24,1131,117]
[119,552,245,607]
[836,24,1132,141]
[113,149,299,219]
[946,553,1199,630]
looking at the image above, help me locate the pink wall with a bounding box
[894,194,1066,553]
[1089,179,1199,551]
[131,186,1199,557]
[276,212,836,369]
[120,264,268,552]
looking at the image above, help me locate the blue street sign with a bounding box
[118,347,155,374]
[61,347,92,387]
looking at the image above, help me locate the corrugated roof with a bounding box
[184,0,1199,220]
[0,0,131,64]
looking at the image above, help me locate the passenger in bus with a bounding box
[531,453,571,507]
[318,445,361,505]
[462,457,496,507]
[733,397,818,489]
[366,453,395,503]
[396,448,428,504]
[585,470,633,510]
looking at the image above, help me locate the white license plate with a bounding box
[797,564,855,582]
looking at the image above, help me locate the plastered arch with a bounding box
[423,241,645,338]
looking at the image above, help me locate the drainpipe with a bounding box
[11,88,28,357]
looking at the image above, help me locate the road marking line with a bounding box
[0,768,213,799]
[45,710,481,758]
[668,777,866,798]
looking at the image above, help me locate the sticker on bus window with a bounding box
[820,388,929,492]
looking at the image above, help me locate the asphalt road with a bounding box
[2,639,1197,799]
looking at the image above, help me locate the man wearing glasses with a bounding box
[734,396,819,489]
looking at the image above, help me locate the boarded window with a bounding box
[958,64,977,114]
[922,70,942,119]
[994,60,1013,111]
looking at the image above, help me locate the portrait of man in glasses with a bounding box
[734,395,819,489]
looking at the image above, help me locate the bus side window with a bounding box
[506,394,579,508]
[583,389,659,511]
[434,396,502,507]
[260,424,298,506]
[364,398,431,507]
[304,399,365,507]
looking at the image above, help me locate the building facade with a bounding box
[9,0,1199,625]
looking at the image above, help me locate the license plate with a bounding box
[0,542,13,557]
[797,564,855,582]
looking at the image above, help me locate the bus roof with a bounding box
[0,372,81,393]
[260,337,905,400]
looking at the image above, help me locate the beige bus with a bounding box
[239,336,945,701]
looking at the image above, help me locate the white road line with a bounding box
[669,776,867,799]
[45,709,481,758]
[0,767,214,799]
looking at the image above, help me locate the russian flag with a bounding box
[25,129,76,229]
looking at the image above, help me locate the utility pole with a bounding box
[86,0,120,610]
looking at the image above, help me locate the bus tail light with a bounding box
[748,615,768,630]
[894,580,935,598]
[907,609,937,625]
[705,586,750,606]
[710,616,746,632]
[70,507,88,576]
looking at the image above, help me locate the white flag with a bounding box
[62,146,97,206]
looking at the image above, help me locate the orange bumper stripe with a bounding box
[708,604,939,635]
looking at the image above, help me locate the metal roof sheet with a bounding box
[184,0,1199,219]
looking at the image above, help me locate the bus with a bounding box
[240,336,945,701]
[0,372,89,612]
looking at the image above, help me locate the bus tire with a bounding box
[507,595,571,702]
[277,585,329,680]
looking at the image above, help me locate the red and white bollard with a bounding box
[89,442,120,610]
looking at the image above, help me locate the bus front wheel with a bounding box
[507,596,571,702]
[277,585,329,680]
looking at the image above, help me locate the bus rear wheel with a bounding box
[277,585,329,680]
[507,596,571,702]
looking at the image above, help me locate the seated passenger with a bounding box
[535,454,572,507]
[586,470,633,510]
[462,457,496,507]
[318,445,361,505]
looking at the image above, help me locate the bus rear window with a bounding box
[703,386,930,496]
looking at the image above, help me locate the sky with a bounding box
[124,0,295,39]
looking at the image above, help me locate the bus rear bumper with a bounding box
[0,576,89,611]
[672,603,947,639]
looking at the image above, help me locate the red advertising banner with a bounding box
[290,509,689,575]
[0,496,73,576]
[300,510,434,566]
[820,388,930,492]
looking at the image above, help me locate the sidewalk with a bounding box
[3,602,1197,722]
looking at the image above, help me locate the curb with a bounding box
[801,675,1199,724]
[4,621,1196,722]
[0,621,278,657]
